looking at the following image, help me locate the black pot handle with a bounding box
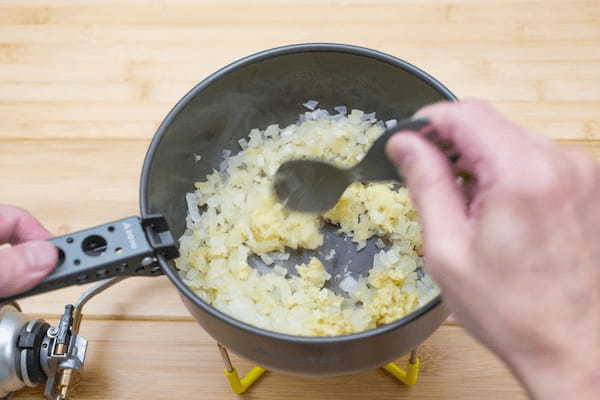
[0,214,179,304]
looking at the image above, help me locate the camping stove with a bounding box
[0,278,421,399]
[0,278,125,400]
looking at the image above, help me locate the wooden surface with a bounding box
[1,0,599,398]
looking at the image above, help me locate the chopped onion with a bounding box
[177,100,439,337]
[364,112,376,121]
[339,275,359,293]
[334,105,347,115]
[271,251,291,261]
[186,192,201,223]
[325,249,336,260]
[260,253,274,265]
[385,119,398,129]
[303,100,319,110]
[311,109,329,119]
[219,159,229,172]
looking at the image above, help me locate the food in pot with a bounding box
[177,103,439,336]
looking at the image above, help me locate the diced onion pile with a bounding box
[177,102,439,336]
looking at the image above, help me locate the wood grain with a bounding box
[12,322,526,400]
[1,1,599,141]
[1,0,599,398]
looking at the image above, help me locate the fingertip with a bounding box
[23,240,58,273]
[387,132,455,189]
[0,241,57,297]
[386,131,420,168]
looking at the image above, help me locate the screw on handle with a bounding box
[0,214,179,304]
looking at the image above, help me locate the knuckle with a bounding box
[0,205,31,221]
[457,98,494,117]
[529,169,563,196]
[460,98,492,111]
[568,151,600,194]
[575,152,599,177]
[440,99,499,134]
[504,157,564,199]
[0,204,26,214]
[505,148,600,203]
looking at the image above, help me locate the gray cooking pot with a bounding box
[3,43,456,376]
[142,43,456,376]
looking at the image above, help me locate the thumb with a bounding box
[386,132,468,244]
[0,240,57,298]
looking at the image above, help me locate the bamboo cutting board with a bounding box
[1,0,599,398]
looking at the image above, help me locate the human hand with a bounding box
[387,99,600,399]
[0,205,57,298]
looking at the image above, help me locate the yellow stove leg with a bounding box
[224,366,268,394]
[382,349,420,386]
[218,344,267,394]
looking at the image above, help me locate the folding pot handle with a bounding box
[0,214,179,304]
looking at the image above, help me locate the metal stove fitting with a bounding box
[0,302,87,400]
[0,277,126,400]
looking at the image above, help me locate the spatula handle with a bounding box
[354,118,431,182]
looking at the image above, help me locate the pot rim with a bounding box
[140,42,456,344]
